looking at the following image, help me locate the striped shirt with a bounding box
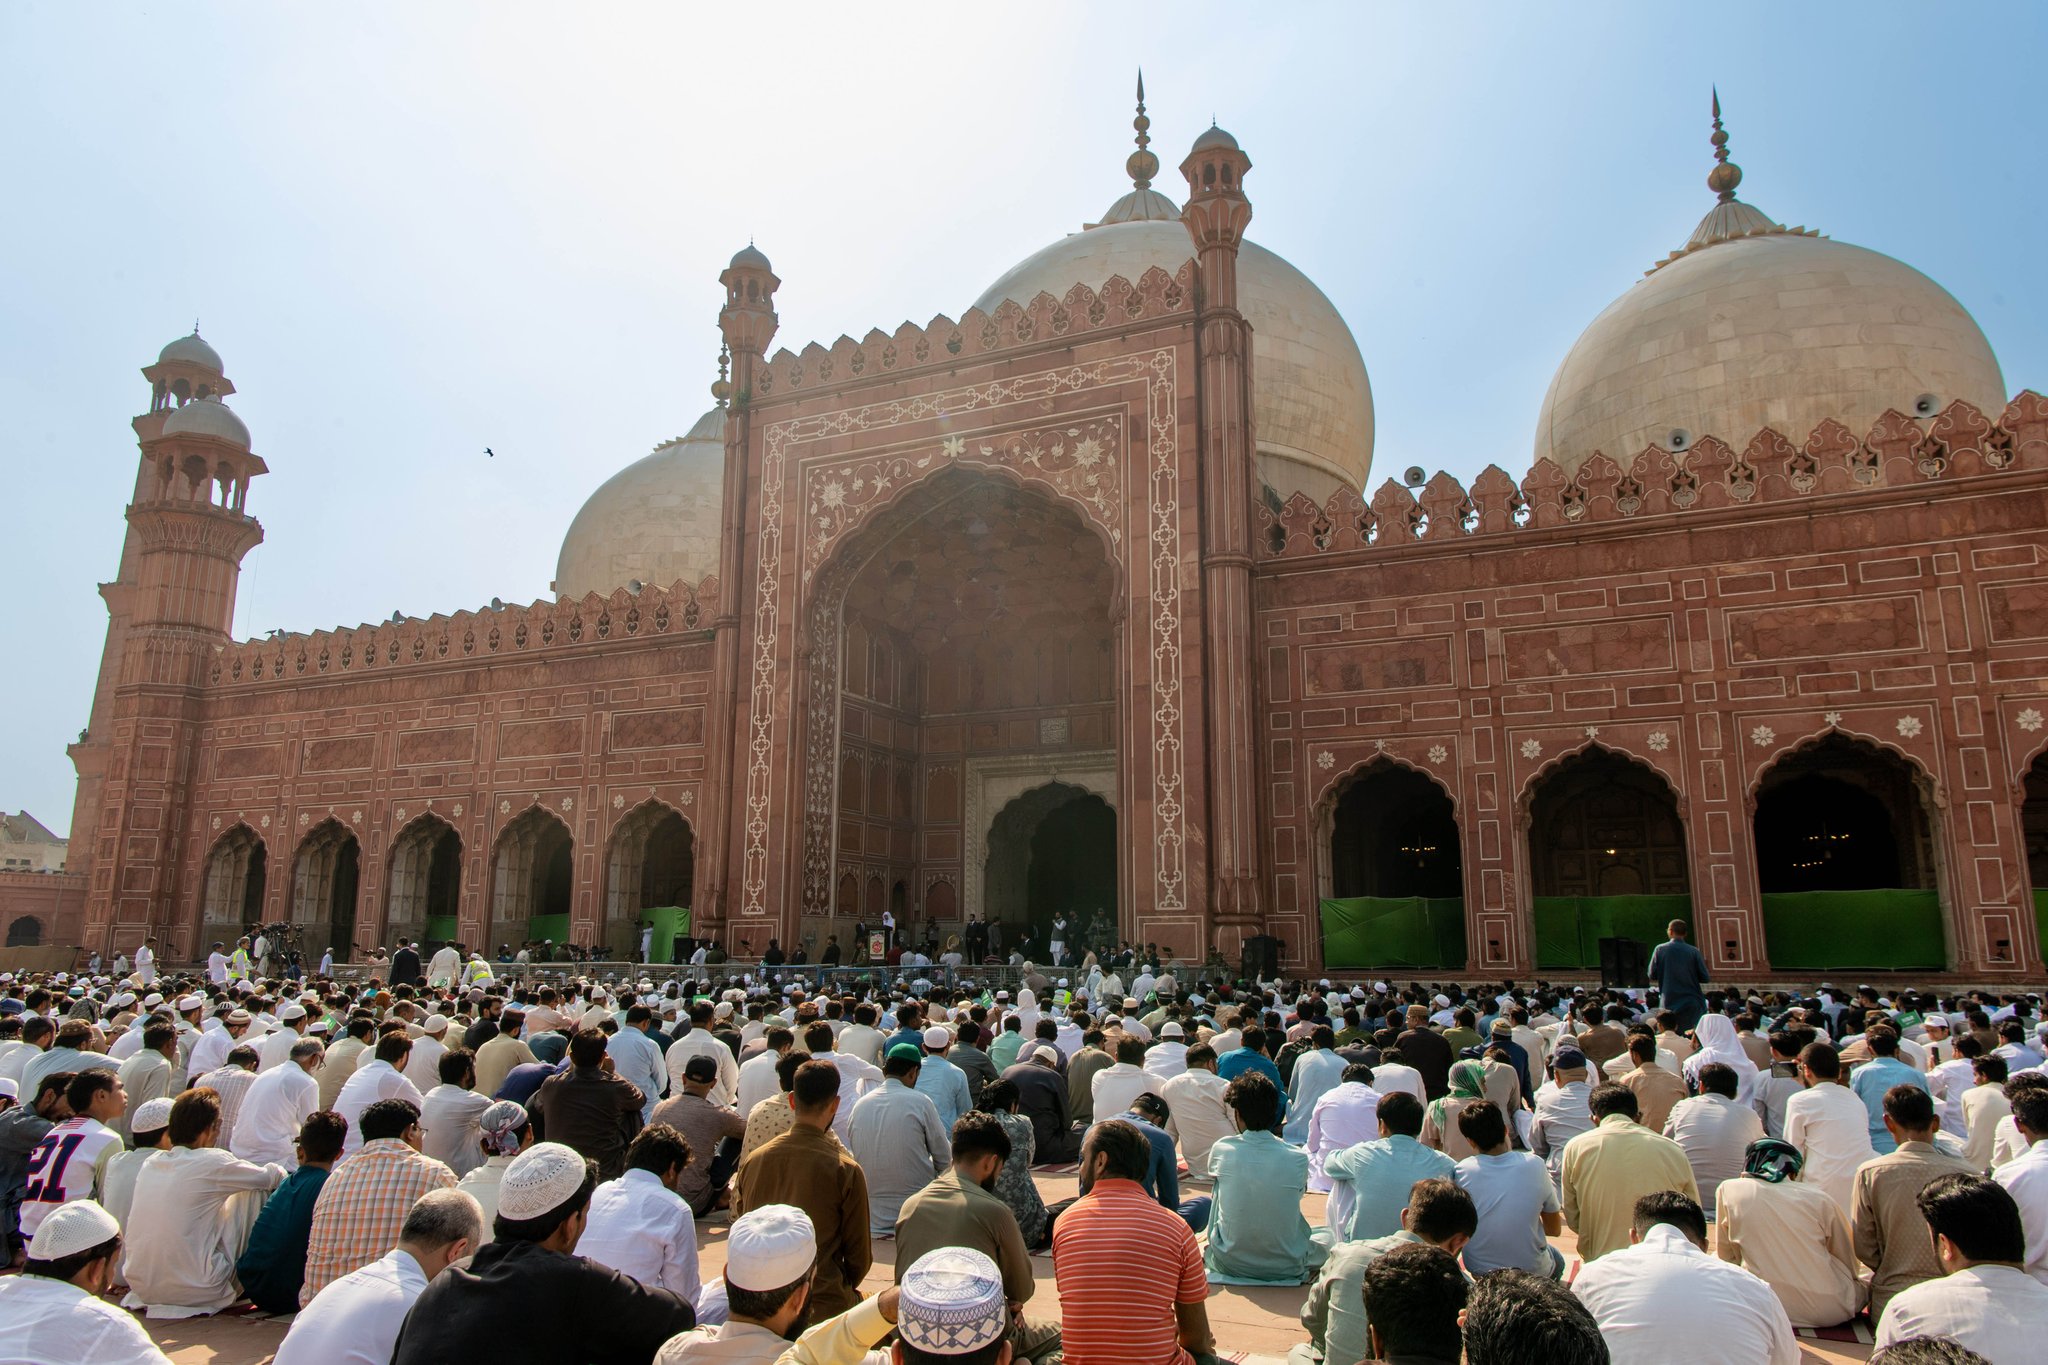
[301,1139,456,1305]
[1051,1177,1206,1365]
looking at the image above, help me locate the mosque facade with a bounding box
[22,96,2048,980]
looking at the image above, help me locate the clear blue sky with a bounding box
[4,2,2043,835]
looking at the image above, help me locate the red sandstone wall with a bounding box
[0,871,89,956]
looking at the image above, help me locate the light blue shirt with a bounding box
[1284,1049,1348,1144]
[847,1078,951,1235]
[1850,1056,1929,1154]
[1204,1129,1326,1285]
[1322,1133,1457,1243]
[1454,1149,1559,1275]
[914,1054,973,1132]
[607,1026,668,1121]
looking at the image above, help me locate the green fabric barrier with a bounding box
[1532,896,1693,970]
[1762,890,1944,971]
[1319,897,1467,970]
[423,916,457,944]
[645,906,690,964]
[528,913,571,944]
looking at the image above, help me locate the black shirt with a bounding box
[1397,1027,1455,1099]
[390,946,421,987]
[392,1238,695,1364]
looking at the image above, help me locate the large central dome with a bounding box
[973,103,1373,502]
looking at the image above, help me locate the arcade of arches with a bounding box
[826,473,1120,954]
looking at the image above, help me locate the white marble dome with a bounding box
[975,208,1374,502]
[555,406,726,599]
[160,395,250,448]
[1537,193,2005,475]
[158,332,224,373]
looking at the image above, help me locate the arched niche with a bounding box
[605,801,694,959]
[200,825,267,949]
[290,819,360,964]
[387,813,463,954]
[489,806,574,953]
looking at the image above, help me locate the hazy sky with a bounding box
[5,2,2043,835]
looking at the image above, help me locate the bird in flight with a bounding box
[485,447,495,457]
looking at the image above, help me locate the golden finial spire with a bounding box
[711,343,732,408]
[1126,68,1159,191]
[1708,86,1743,202]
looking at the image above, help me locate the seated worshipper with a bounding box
[1217,1025,1284,1093]
[1961,1055,2014,1172]
[1992,1083,2048,1284]
[1323,1090,1457,1242]
[103,1095,176,1244]
[848,1044,951,1236]
[1306,1063,1381,1193]
[1754,1028,1814,1139]
[1053,1118,1216,1365]
[274,1188,480,1365]
[122,1086,287,1318]
[391,1142,699,1363]
[1664,1060,1764,1216]
[113,1020,179,1142]
[1874,1172,2048,1363]
[1000,1044,1076,1164]
[474,1010,539,1097]
[1572,1190,1798,1365]
[1458,1268,1611,1365]
[1714,1137,1865,1328]
[1854,1027,1932,1157]
[1292,1176,1476,1365]
[1146,1019,1191,1079]
[651,1204,822,1365]
[1203,1070,1327,1284]
[333,1032,426,1156]
[1,1071,70,1256]
[1453,1099,1563,1277]
[1284,1027,1347,1144]
[1157,1041,1234,1179]
[1398,1006,1455,1099]
[724,1246,1012,1365]
[533,1026,647,1181]
[230,1037,324,1169]
[300,1097,458,1303]
[1855,1084,1981,1322]
[914,1026,975,1133]
[976,1079,1049,1249]
[806,1021,885,1146]
[0,1200,173,1365]
[1090,1036,1158,1127]
[1612,1034,1688,1134]
[1557,1083,1699,1262]
[578,1123,706,1310]
[1366,1042,1427,1104]
[736,1027,795,1120]
[235,1110,346,1315]
[1357,1242,1469,1365]
[1528,1046,1595,1190]
[1420,1059,1495,1160]
[420,1046,493,1177]
[743,1052,807,1162]
[458,1099,534,1246]
[651,1053,748,1217]
[1686,1013,1762,1108]
[895,1111,1062,1365]
[732,1060,872,1319]
[1784,1041,1880,1218]
[17,1069,127,1242]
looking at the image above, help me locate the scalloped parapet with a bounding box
[1256,395,2047,561]
[208,575,720,688]
[753,265,1196,399]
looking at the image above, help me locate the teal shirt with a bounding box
[234,1164,330,1314]
[1850,1056,1928,1154]
[1322,1134,1458,1242]
[989,1031,1025,1072]
[1204,1129,1326,1285]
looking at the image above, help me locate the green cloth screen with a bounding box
[528,913,571,944]
[1533,896,1691,970]
[423,916,457,944]
[645,906,691,963]
[1762,890,1944,970]
[1319,898,1466,969]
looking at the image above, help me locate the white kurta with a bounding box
[420,1083,494,1178]
[231,1062,319,1168]
[576,1167,704,1305]
[332,1060,427,1156]
[1782,1082,1878,1218]
[0,1275,172,1365]
[1572,1223,1798,1365]
[121,1146,285,1319]
[273,1248,429,1365]
[1305,1082,1382,1192]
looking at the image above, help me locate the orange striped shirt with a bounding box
[1051,1177,1207,1365]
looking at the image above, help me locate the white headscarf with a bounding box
[1685,1013,1761,1104]
[1014,988,1040,1037]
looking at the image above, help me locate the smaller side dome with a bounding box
[729,244,772,272]
[158,332,224,373]
[554,407,728,600]
[1191,124,1240,153]
[160,396,250,448]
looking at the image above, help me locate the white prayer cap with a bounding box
[1031,1046,1061,1065]
[1433,993,1451,1007]
[725,1204,818,1291]
[422,1014,450,1035]
[226,1008,252,1025]
[309,1019,332,1035]
[1161,1021,1185,1038]
[0,1078,18,1101]
[279,1004,308,1022]
[497,1142,591,1221]
[177,994,204,1011]
[27,1199,121,1260]
[714,1002,734,1019]
[131,1096,176,1132]
[898,1247,1008,1355]
[142,992,164,1007]
[1122,997,1139,1009]
[923,1026,950,1050]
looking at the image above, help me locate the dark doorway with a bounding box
[1529,749,1689,897]
[1330,763,1463,899]
[1755,736,1932,892]
[605,803,694,959]
[388,816,463,954]
[6,916,40,947]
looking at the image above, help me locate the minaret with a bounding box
[1180,125,1267,942]
[73,331,266,957]
[699,245,779,949]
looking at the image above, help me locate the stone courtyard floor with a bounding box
[135,1171,1873,1365]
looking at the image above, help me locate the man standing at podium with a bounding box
[1648,920,1710,1032]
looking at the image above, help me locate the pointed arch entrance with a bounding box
[200,825,267,949]
[605,801,694,960]
[1314,760,1466,969]
[387,814,462,953]
[489,807,573,953]
[984,782,1117,955]
[1754,734,1945,970]
[290,819,360,963]
[1525,747,1689,968]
